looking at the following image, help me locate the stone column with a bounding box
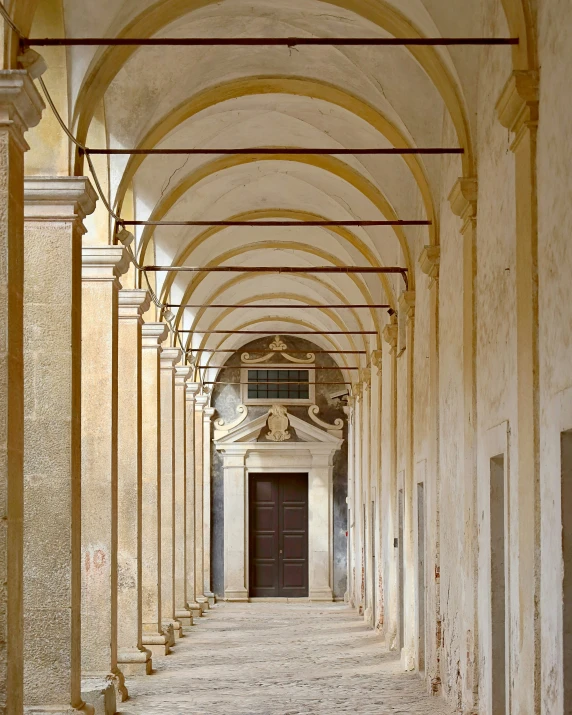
[361,368,372,624]
[23,177,95,714]
[309,449,335,601]
[174,365,193,628]
[194,394,209,608]
[0,71,43,713]
[185,382,202,617]
[81,246,129,712]
[203,406,216,606]
[222,450,249,602]
[140,323,171,656]
[160,347,183,639]
[116,289,152,676]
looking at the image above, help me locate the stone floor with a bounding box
[119,602,454,715]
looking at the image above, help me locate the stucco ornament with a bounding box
[269,335,288,351]
[265,405,291,442]
[242,335,315,364]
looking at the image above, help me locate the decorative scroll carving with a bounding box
[213,404,249,439]
[308,405,344,437]
[265,405,291,442]
[241,336,315,365]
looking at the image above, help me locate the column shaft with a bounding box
[185,383,202,616]
[140,323,170,656]
[81,245,129,710]
[174,366,193,627]
[23,177,94,713]
[203,407,215,605]
[194,395,208,606]
[159,348,182,638]
[0,71,43,714]
[117,289,152,676]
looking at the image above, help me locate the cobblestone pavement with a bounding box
[119,602,454,715]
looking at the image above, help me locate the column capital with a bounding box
[371,349,382,375]
[142,322,168,349]
[186,382,201,401]
[174,365,191,387]
[0,70,44,150]
[398,290,416,320]
[359,367,371,389]
[118,289,151,321]
[160,347,182,369]
[382,316,398,354]
[352,380,363,402]
[82,245,130,282]
[24,176,97,235]
[195,394,209,411]
[496,70,539,146]
[204,406,216,420]
[418,245,440,282]
[448,177,478,236]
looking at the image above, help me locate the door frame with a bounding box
[215,442,340,602]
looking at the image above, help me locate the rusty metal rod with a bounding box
[204,381,352,385]
[85,147,464,156]
[211,365,360,370]
[145,266,407,274]
[195,349,367,354]
[179,329,377,334]
[23,37,519,47]
[124,220,429,227]
[167,303,391,309]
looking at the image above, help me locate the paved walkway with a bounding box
[119,602,453,715]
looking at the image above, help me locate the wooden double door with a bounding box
[248,473,309,597]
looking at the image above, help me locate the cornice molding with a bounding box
[496,70,539,149]
[418,245,440,281]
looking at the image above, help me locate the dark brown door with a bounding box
[249,474,308,597]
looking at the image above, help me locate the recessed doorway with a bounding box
[249,473,309,597]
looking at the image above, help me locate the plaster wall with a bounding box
[209,336,348,600]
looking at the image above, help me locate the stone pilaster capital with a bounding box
[118,289,151,321]
[186,382,201,402]
[352,380,363,402]
[175,365,191,387]
[204,406,216,421]
[160,347,182,369]
[195,393,209,411]
[0,70,44,150]
[24,176,97,235]
[418,245,440,282]
[141,322,168,349]
[371,350,382,375]
[82,245,130,282]
[398,290,416,320]
[496,70,539,146]
[448,177,478,235]
[382,317,398,354]
[359,367,371,389]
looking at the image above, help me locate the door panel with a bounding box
[249,474,308,597]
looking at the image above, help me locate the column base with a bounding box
[187,601,203,618]
[25,704,95,714]
[223,588,248,602]
[81,674,120,715]
[175,608,194,627]
[117,646,153,676]
[142,631,171,657]
[205,591,216,607]
[309,588,334,602]
[196,596,210,611]
[163,618,182,640]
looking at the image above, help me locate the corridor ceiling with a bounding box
[24,0,515,385]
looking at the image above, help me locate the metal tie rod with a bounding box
[23,37,519,47]
[166,303,391,309]
[179,330,377,335]
[85,147,464,156]
[195,349,367,354]
[123,220,429,227]
[145,266,407,274]
[204,381,352,386]
[210,365,360,370]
